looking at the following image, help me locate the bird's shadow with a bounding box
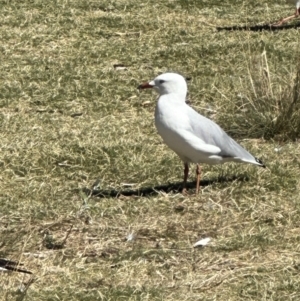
[217,22,300,32]
[83,174,249,198]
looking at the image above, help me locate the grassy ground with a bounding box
[1,0,300,300]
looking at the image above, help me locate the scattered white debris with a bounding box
[23,252,48,259]
[121,183,136,187]
[91,180,101,190]
[141,101,151,106]
[115,32,140,37]
[193,237,211,248]
[57,161,73,167]
[115,66,127,71]
[274,147,282,153]
[113,64,127,71]
[18,283,26,293]
[126,232,135,242]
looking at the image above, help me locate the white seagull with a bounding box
[138,73,265,194]
[273,0,300,25]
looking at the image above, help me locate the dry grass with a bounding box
[1,0,300,300]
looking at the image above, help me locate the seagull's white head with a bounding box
[138,72,188,100]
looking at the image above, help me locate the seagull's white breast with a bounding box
[154,95,223,164]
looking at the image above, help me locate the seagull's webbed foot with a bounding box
[181,187,188,195]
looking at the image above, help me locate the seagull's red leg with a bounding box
[272,8,300,26]
[182,163,189,194]
[196,164,201,194]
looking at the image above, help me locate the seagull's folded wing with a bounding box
[178,129,221,155]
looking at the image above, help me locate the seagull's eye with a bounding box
[158,79,165,84]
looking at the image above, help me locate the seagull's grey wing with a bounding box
[188,109,262,165]
[175,129,221,155]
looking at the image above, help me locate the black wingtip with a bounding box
[255,157,266,168]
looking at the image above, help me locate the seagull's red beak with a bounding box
[137,82,154,90]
